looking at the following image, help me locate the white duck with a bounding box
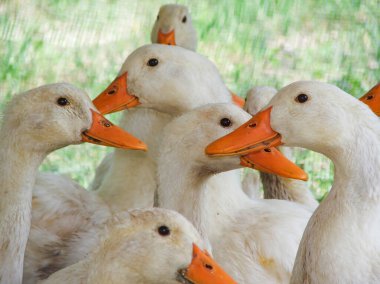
[151,4,197,51]
[0,83,145,284]
[90,44,238,211]
[206,81,380,283]
[244,86,318,209]
[40,208,237,284]
[157,103,312,283]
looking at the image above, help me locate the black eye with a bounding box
[57,97,69,106]
[182,16,187,23]
[158,225,170,236]
[220,117,232,128]
[147,58,159,67]
[295,94,309,103]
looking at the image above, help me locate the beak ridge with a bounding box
[181,244,237,284]
[93,72,140,115]
[81,110,147,151]
[206,107,280,156]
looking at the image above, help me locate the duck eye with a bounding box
[182,16,187,23]
[57,97,69,106]
[295,94,309,103]
[147,58,159,67]
[158,225,170,236]
[220,117,232,128]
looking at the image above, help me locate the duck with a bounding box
[244,86,318,209]
[39,208,237,284]
[205,81,380,283]
[157,103,312,283]
[90,44,239,211]
[0,83,145,284]
[151,4,197,51]
[149,4,245,108]
[360,82,380,116]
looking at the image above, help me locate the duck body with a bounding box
[157,103,311,283]
[92,44,235,211]
[24,172,111,283]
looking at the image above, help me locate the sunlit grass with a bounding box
[0,0,379,198]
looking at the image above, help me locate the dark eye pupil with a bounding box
[296,94,308,103]
[182,16,187,23]
[220,118,232,127]
[158,225,170,236]
[57,97,69,106]
[148,58,159,67]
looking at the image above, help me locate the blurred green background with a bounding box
[0,0,379,200]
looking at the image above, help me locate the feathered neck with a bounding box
[0,128,46,284]
[157,147,249,244]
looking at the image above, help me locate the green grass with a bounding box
[0,0,379,199]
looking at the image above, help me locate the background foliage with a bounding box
[1,0,379,199]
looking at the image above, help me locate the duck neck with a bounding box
[0,132,45,284]
[158,156,248,244]
[324,124,380,207]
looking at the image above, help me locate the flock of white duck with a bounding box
[1,3,379,284]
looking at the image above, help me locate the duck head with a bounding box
[151,4,197,51]
[160,103,306,180]
[97,208,236,284]
[360,82,380,116]
[93,44,233,115]
[244,86,277,115]
[4,83,146,153]
[206,81,379,159]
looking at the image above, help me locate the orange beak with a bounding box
[359,82,380,116]
[206,107,281,157]
[178,244,237,284]
[81,110,147,151]
[157,29,176,45]
[230,91,245,108]
[93,72,140,115]
[240,147,308,181]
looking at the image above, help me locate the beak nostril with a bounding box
[249,123,257,128]
[264,148,271,152]
[204,264,213,270]
[107,88,117,95]
[367,95,374,100]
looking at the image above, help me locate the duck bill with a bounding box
[92,72,140,115]
[81,110,147,151]
[179,244,237,284]
[359,82,380,116]
[231,92,245,108]
[240,147,308,181]
[157,29,176,45]
[206,107,281,157]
